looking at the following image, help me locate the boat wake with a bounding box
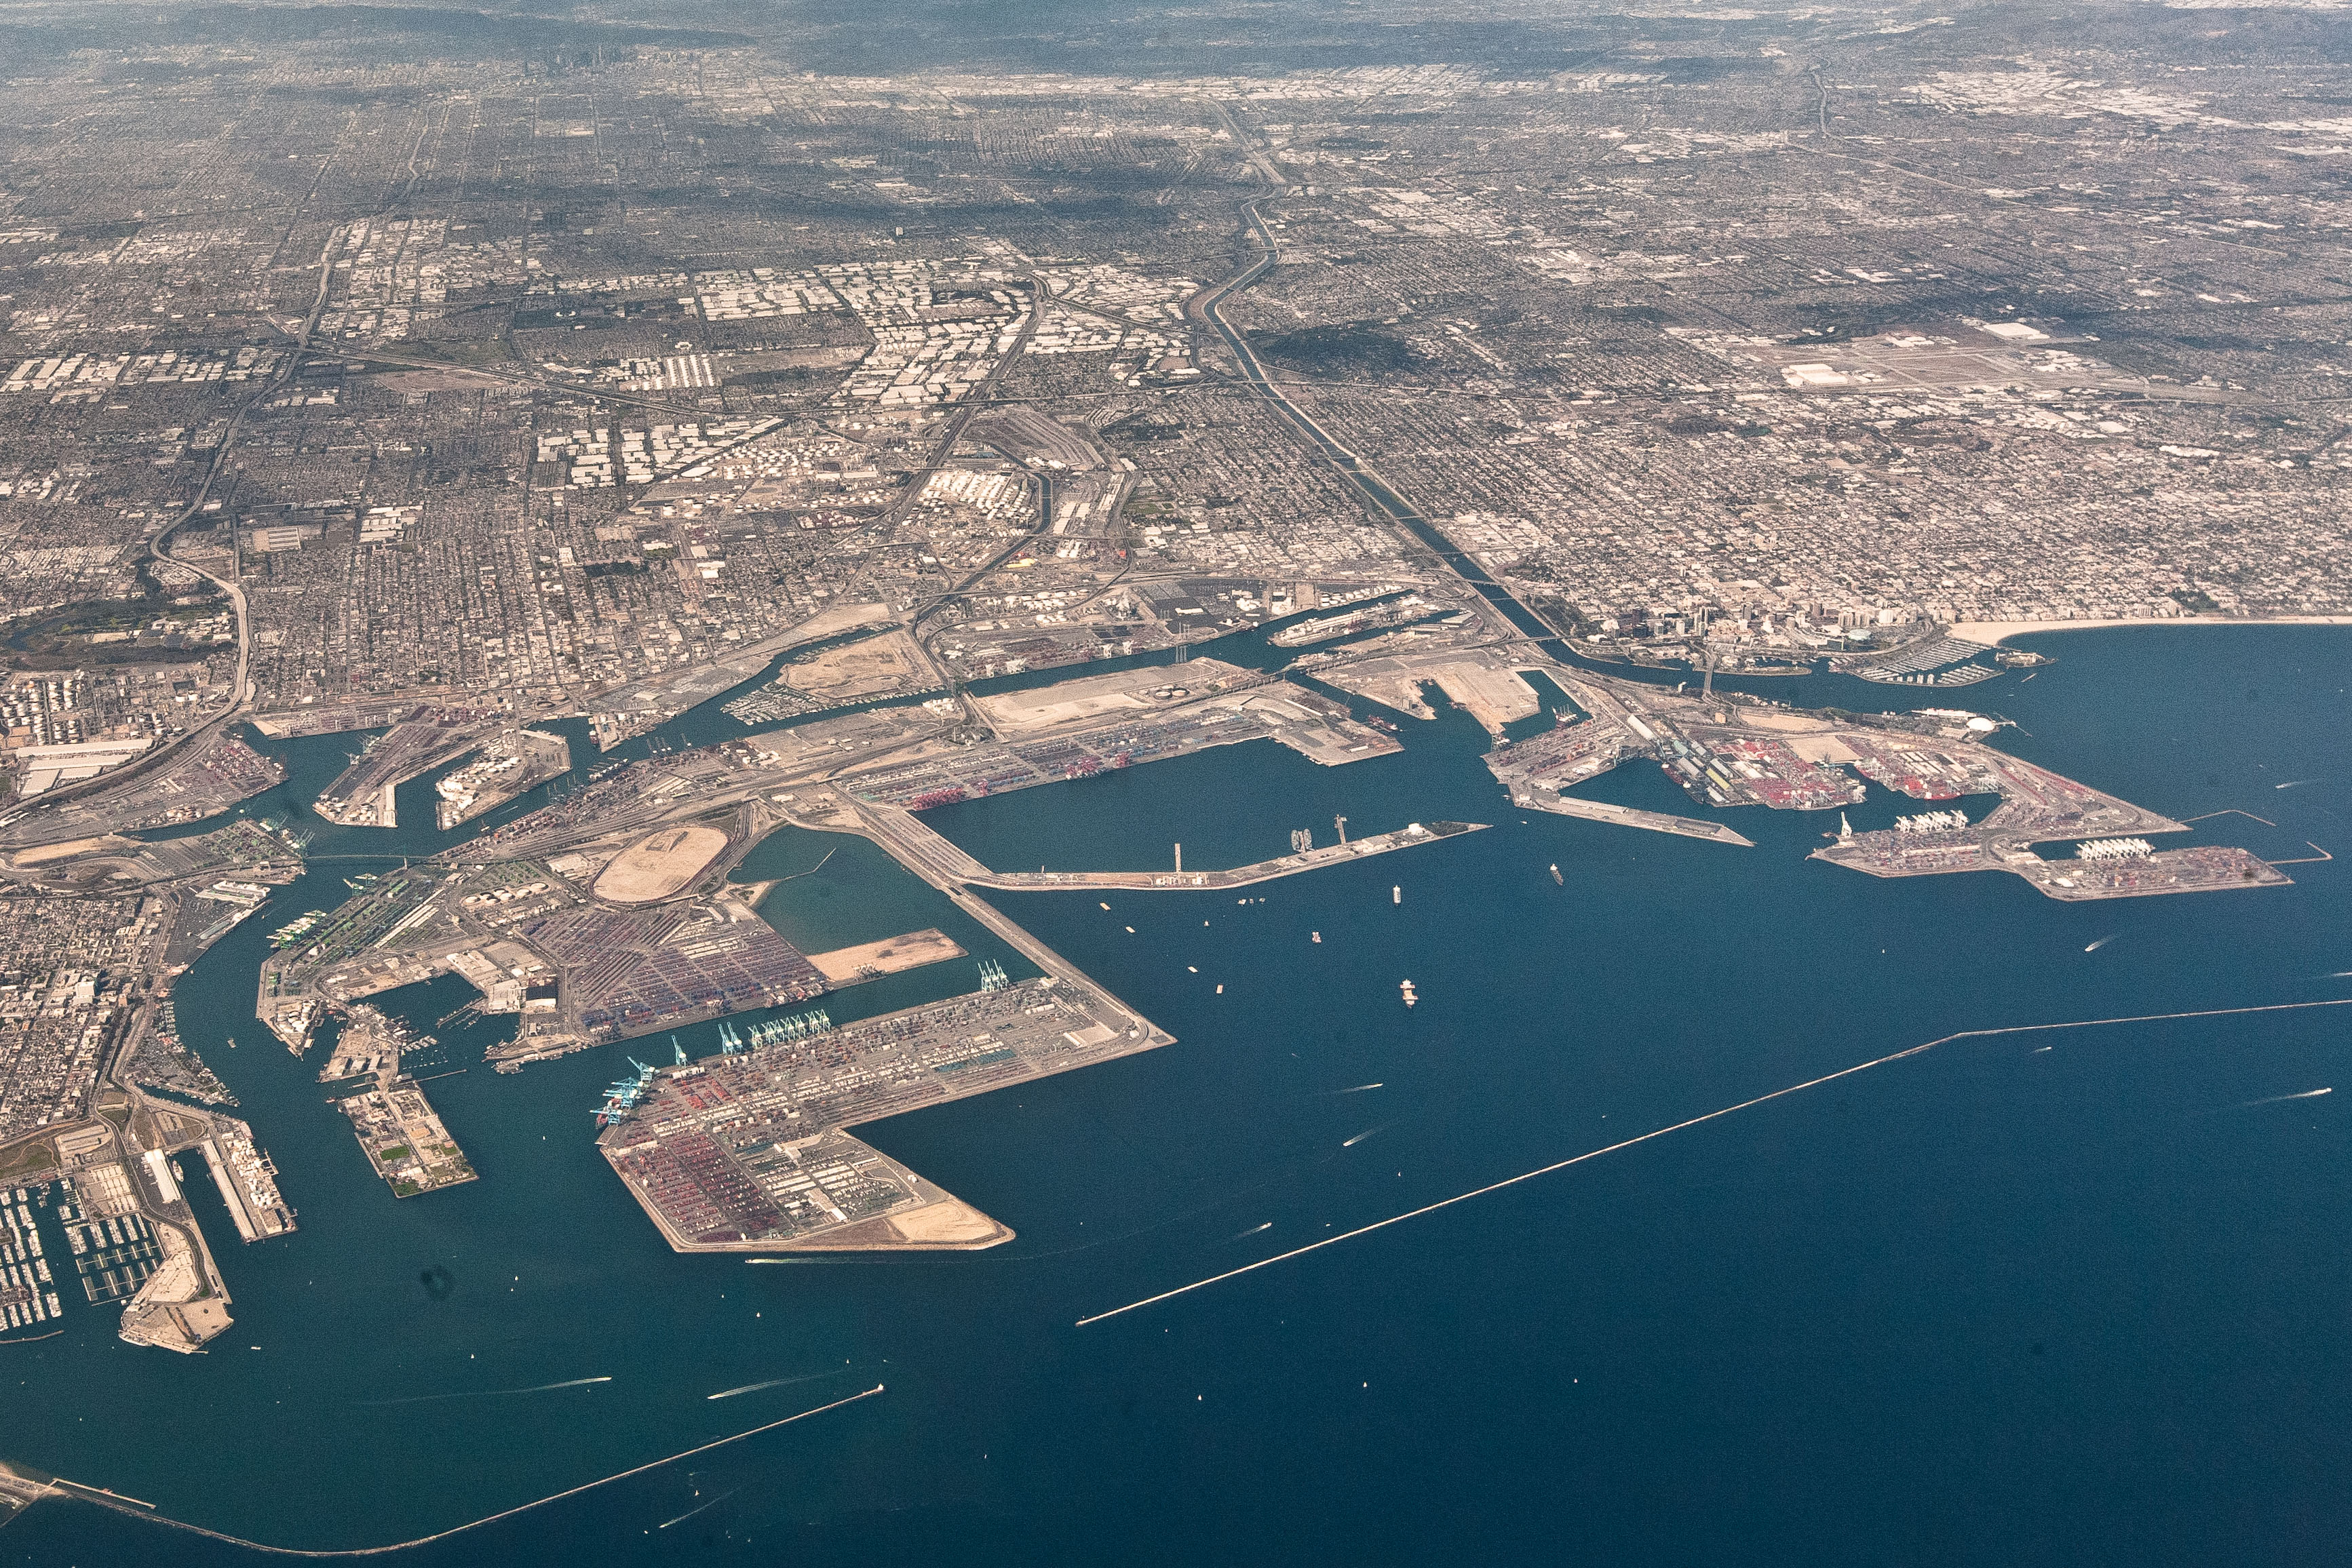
[708,1369,853,1401]
[362,1375,611,1407]
[1076,998,2352,1329]
[2235,1087,2331,1110]
[657,1489,737,1530]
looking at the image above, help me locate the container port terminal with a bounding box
[250,656,1445,1072]
[233,639,2289,1253]
[1345,640,2294,902]
[1814,817,2291,900]
[598,975,1160,1253]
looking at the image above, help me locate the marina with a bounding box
[0,1184,63,1333]
[0,604,2340,1562]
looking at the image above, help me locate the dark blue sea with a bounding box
[6,625,2351,1566]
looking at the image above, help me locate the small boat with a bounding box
[1400,979,1418,1008]
[1549,863,1562,885]
[1391,885,1401,905]
[1311,932,1321,943]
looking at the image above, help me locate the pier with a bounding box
[195,1124,295,1243]
[963,821,1491,890]
[1514,793,1756,847]
[601,977,1159,1253]
[325,1006,476,1198]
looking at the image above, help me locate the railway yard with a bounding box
[311,707,505,829]
[0,0,2344,1422]
[235,633,2296,1256]
[251,654,1446,1084]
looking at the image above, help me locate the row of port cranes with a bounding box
[600,1004,847,1120]
[594,1057,659,1126]
[2077,838,2155,861]
[746,1007,834,1051]
[600,964,1075,1134]
[1895,809,1971,834]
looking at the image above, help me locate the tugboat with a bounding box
[1400,979,1418,1008]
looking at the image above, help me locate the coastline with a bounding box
[1952,614,2352,645]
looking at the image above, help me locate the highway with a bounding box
[1187,195,1563,648]
[902,272,1058,640]
[12,222,348,834]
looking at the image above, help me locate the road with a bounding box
[1187,195,1560,648]
[901,273,1058,639]
[845,800,1172,1044]
[3,229,349,833]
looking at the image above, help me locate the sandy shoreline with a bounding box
[1951,614,2352,646]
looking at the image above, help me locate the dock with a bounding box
[600,977,1159,1253]
[1514,792,1755,846]
[433,728,573,831]
[340,1079,476,1198]
[313,709,499,829]
[963,821,1490,890]
[195,1123,295,1242]
[1813,839,2293,901]
[323,1004,476,1197]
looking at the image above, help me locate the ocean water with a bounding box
[5,625,2351,1567]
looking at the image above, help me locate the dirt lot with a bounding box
[591,825,729,904]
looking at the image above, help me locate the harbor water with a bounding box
[5,625,2351,1566]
